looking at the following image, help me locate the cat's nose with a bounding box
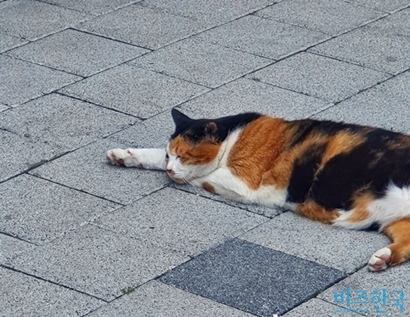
[166,169,174,175]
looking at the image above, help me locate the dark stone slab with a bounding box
[161,239,346,317]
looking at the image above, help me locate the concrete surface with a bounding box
[1,0,410,316]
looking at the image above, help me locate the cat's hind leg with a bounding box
[368,218,410,271]
[106,148,167,170]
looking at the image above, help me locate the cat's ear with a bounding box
[203,122,218,140]
[171,108,193,127]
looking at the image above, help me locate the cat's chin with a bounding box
[168,175,187,184]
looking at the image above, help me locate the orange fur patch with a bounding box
[168,135,221,165]
[296,201,339,224]
[383,218,410,266]
[227,116,289,190]
[319,132,365,169]
[345,192,374,222]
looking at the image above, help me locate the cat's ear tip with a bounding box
[204,121,218,136]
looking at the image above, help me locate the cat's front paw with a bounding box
[106,149,143,168]
[368,247,391,271]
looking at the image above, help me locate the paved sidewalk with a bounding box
[1,0,410,316]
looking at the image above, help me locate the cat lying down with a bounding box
[107,108,410,272]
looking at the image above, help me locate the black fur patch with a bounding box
[171,109,262,143]
[287,120,410,211]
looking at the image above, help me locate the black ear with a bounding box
[171,108,193,127]
[204,122,218,137]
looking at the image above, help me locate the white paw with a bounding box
[368,247,392,272]
[106,149,142,168]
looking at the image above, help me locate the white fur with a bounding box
[106,148,167,170]
[368,247,391,271]
[333,184,410,231]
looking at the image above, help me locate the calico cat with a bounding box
[107,108,410,272]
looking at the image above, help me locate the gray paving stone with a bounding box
[309,9,410,75]
[60,64,208,118]
[93,187,266,257]
[161,239,345,317]
[142,0,276,27]
[249,52,390,102]
[0,130,56,182]
[255,0,385,36]
[179,78,332,119]
[0,0,89,41]
[0,234,35,264]
[283,298,362,316]
[41,0,140,15]
[345,0,410,13]
[313,71,410,134]
[29,139,170,204]
[197,15,328,60]
[241,212,389,273]
[0,104,8,112]
[7,29,148,77]
[0,267,104,317]
[131,37,272,88]
[0,174,120,245]
[88,280,255,317]
[0,93,136,152]
[0,55,80,106]
[318,266,410,316]
[107,111,175,148]
[76,4,203,50]
[0,32,27,52]
[8,224,189,301]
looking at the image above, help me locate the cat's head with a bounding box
[165,109,228,183]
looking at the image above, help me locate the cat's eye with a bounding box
[165,153,169,159]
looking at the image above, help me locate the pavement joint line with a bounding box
[28,172,129,207]
[0,264,109,303]
[54,91,142,120]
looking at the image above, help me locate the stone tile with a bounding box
[0,130,56,182]
[0,55,80,106]
[142,0,276,27]
[345,0,410,13]
[7,29,148,77]
[107,111,175,148]
[309,9,410,75]
[88,280,255,317]
[0,267,103,317]
[93,187,266,257]
[0,32,27,53]
[0,93,136,152]
[60,64,208,118]
[0,0,89,41]
[249,52,389,102]
[29,139,170,205]
[197,15,328,60]
[77,4,203,50]
[0,104,8,112]
[0,234,35,264]
[41,0,140,15]
[8,224,188,301]
[313,71,410,134]
[161,239,345,317]
[0,174,120,245]
[179,78,332,119]
[131,37,272,88]
[255,0,385,36]
[283,299,362,316]
[319,266,410,316]
[241,212,389,273]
